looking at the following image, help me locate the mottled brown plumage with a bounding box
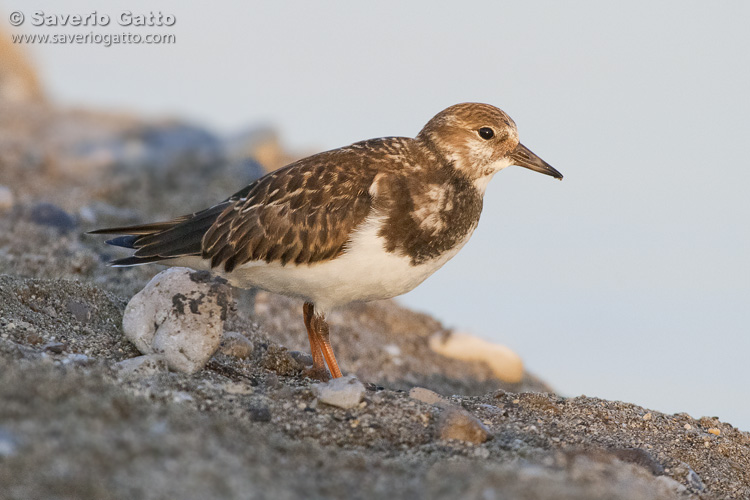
[204,143,384,271]
[372,162,484,265]
[91,102,563,380]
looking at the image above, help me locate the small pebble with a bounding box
[248,405,272,422]
[219,332,254,359]
[437,405,491,444]
[707,428,720,436]
[684,423,692,430]
[265,373,281,389]
[43,342,66,354]
[315,375,365,410]
[288,350,313,368]
[409,387,444,405]
[642,413,652,421]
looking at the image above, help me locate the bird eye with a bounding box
[478,127,495,140]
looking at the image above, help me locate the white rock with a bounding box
[315,375,365,409]
[122,268,232,374]
[429,332,524,383]
[0,186,14,212]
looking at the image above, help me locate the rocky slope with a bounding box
[0,97,749,499]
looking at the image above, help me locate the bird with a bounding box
[91,103,563,380]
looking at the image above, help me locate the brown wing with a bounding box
[91,138,413,269]
[202,149,380,272]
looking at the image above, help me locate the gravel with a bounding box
[0,100,748,499]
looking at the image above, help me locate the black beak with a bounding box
[510,143,563,180]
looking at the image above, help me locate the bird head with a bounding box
[417,103,562,191]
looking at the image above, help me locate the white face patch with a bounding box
[486,156,514,174]
[472,156,513,194]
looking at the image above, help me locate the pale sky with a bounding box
[4,1,749,430]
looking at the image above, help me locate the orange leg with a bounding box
[303,302,330,380]
[312,312,343,379]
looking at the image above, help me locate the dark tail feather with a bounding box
[105,235,139,248]
[90,203,230,266]
[87,217,191,236]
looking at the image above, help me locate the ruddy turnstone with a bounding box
[91,103,562,380]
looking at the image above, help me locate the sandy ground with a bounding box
[1,100,749,499]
